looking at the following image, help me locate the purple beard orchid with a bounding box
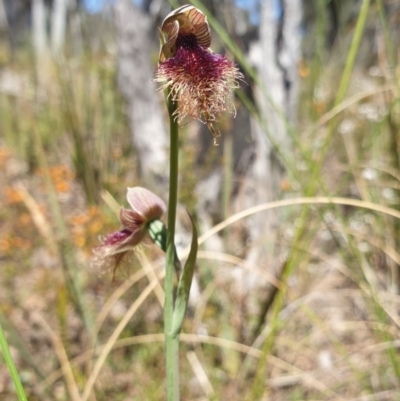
[92,187,166,277]
[155,5,243,145]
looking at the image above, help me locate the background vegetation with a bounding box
[0,0,400,400]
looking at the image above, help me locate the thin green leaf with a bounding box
[0,323,28,401]
[171,213,198,337]
[0,312,46,382]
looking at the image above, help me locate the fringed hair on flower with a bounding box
[91,187,166,279]
[155,5,244,145]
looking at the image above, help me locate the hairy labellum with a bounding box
[156,5,243,145]
[92,187,166,277]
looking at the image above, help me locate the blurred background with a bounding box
[1,0,400,399]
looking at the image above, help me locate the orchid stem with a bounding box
[165,91,180,401]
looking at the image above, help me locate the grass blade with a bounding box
[0,323,28,401]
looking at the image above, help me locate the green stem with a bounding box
[0,323,28,401]
[165,92,180,401]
